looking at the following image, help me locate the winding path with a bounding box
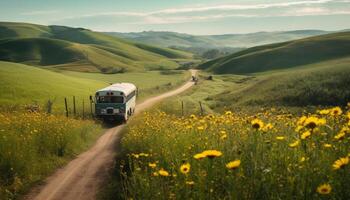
[26,70,197,200]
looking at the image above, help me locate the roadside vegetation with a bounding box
[101,106,350,199]
[0,112,101,199]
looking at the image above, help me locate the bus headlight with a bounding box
[101,109,106,114]
[114,109,119,113]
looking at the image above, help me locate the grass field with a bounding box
[0,61,190,113]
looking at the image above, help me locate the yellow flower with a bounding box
[319,109,330,115]
[158,169,170,176]
[276,136,285,140]
[220,134,227,140]
[180,163,191,174]
[332,157,349,170]
[329,107,342,117]
[251,119,264,130]
[225,111,232,115]
[317,183,332,195]
[193,153,206,160]
[301,131,311,140]
[152,172,159,176]
[186,181,195,186]
[289,140,300,148]
[197,126,205,131]
[148,163,157,168]
[300,157,306,162]
[202,150,223,158]
[303,116,326,129]
[263,123,274,131]
[226,160,241,170]
[323,144,332,148]
[334,132,346,140]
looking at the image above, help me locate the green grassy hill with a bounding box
[0,61,189,111]
[198,32,350,74]
[0,22,193,73]
[211,57,350,108]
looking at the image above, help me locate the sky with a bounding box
[1,0,350,35]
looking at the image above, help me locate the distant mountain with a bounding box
[198,31,350,74]
[105,30,331,49]
[0,22,192,73]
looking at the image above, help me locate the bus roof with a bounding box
[96,83,136,96]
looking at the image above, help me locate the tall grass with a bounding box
[102,106,350,199]
[0,112,101,199]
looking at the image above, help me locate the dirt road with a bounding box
[26,70,197,200]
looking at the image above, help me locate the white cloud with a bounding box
[53,0,350,25]
[21,10,60,16]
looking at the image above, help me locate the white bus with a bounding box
[94,83,136,122]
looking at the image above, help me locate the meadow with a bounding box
[102,106,350,199]
[0,61,190,113]
[0,112,101,199]
[0,61,190,199]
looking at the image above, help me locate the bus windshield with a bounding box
[97,96,124,103]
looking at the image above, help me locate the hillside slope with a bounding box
[211,57,350,108]
[0,22,192,73]
[199,32,350,74]
[107,30,330,48]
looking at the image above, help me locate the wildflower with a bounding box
[303,116,326,129]
[139,153,149,157]
[317,183,332,195]
[301,131,311,140]
[263,123,274,131]
[148,163,157,168]
[158,169,170,176]
[251,119,264,130]
[225,111,232,115]
[319,109,330,115]
[334,132,345,140]
[202,150,223,158]
[300,157,306,162]
[276,136,285,140]
[197,126,205,131]
[193,153,206,160]
[180,163,191,174]
[323,144,332,148]
[220,134,227,140]
[152,172,159,176]
[289,140,300,148]
[186,181,195,186]
[226,160,241,170]
[332,157,349,170]
[329,107,342,117]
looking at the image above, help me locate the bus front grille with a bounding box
[107,109,114,114]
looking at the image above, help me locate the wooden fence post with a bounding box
[73,96,76,117]
[199,101,203,116]
[82,99,85,119]
[89,96,93,118]
[64,98,68,117]
[181,101,184,116]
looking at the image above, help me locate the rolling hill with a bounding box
[210,57,350,108]
[198,31,350,74]
[106,30,330,49]
[0,22,193,73]
[0,61,189,109]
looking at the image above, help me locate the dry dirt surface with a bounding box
[25,70,197,200]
